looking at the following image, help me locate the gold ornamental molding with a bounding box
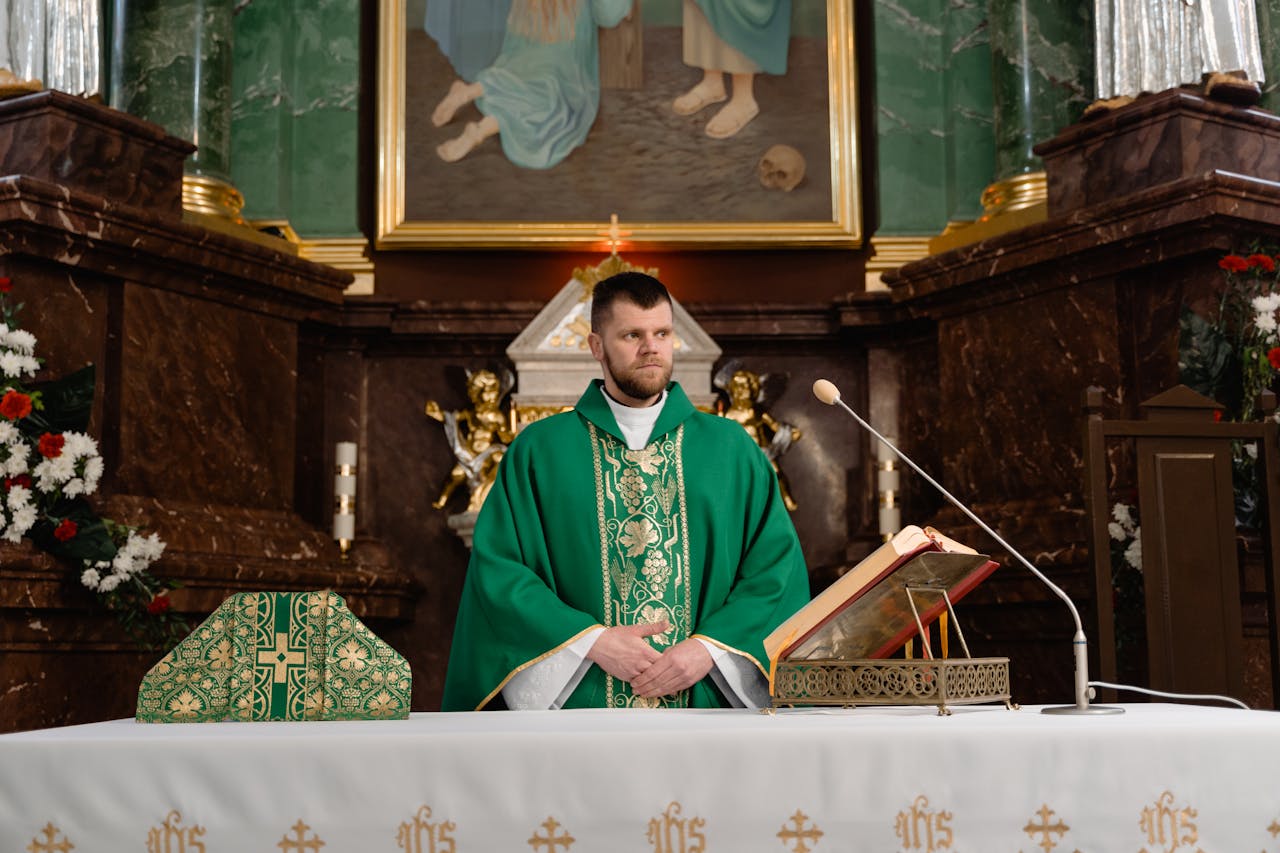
[865,235,933,291]
[182,173,246,223]
[979,170,1047,217]
[376,0,862,249]
[928,171,1049,254]
[297,237,376,295]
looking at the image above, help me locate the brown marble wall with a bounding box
[0,96,414,733]
[116,285,298,508]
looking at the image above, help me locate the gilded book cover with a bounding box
[136,590,411,723]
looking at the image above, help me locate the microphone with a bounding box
[812,378,1122,715]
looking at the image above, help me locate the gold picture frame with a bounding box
[377,0,861,249]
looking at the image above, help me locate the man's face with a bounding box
[588,298,674,407]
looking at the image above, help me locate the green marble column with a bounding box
[288,0,361,236]
[873,0,949,234]
[988,0,1091,183]
[108,0,235,188]
[231,0,294,220]
[231,0,360,236]
[944,0,994,223]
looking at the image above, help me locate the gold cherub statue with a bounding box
[715,365,802,511]
[425,368,516,513]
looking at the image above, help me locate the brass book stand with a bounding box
[771,582,1015,716]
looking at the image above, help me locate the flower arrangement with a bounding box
[1108,501,1144,660]
[0,277,183,647]
[1180,251,1280,423]
[1179,250,1280,527]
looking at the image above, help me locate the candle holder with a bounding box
[877,436,900,541]
[333,442,357,558]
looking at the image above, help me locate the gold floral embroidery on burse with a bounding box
[591,424,691,708]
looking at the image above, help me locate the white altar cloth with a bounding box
[2,703,1279,851]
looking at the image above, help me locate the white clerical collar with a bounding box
[602,388,666,450]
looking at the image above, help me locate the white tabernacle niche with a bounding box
[506,256,722,419]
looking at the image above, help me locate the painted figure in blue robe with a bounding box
[673,0,791,139]
[431,0,632,168]
[424,0,513,82]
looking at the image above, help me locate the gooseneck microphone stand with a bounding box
[813,379,1122,715]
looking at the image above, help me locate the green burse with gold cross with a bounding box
[136,590,411,722]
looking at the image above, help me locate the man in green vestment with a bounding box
[442,272,810,710]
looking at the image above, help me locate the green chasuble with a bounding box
[442,380,809,710]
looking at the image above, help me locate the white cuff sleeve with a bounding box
[501,628,604,710]
[695,638,771,709]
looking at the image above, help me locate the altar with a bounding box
[2,704,1278,851]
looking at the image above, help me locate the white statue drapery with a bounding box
[0,0,99,96]
[1095,0,1264,98]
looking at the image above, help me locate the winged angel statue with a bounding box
[714,362,801,511]
[425,367,516,513]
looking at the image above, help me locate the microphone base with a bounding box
[1041,704,1125,715]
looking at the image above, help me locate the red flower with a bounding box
[1270,347,1280,371]
[1219,255,1250,272]
[0,389,31,421]
[53,519,77,542]
[37,432,64,459]
[1248,254,1276,272]
[1213,409,1224,422]
[4,474,31,491]
[146,593,171,615]
[0,277,11,293]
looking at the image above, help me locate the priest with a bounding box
[442,272,810,710]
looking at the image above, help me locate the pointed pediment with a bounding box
[506,257,722,410]
[1140,384,1223,421]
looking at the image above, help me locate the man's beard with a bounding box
[605,351,672,402]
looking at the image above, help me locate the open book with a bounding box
[765,525,999,662]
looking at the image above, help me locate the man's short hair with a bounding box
[590,272,671,332]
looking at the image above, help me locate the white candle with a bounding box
[879,505,900,538]
[332,513,355,540]
[335,442,357,467]
[334,473,357,496]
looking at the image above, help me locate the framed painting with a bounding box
[377,0,860,249]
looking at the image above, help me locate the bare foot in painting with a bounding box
[432,79,483,127]
[436,116,500,162]
[673,74,727,116]
[704,96,759,139]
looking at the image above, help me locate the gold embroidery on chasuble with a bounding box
[590,423,692,708]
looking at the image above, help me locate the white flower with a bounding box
[0,351,38,379]
[80,568,102,591]
[1111,503,1135,529]
[7,504,34,539]
[63,432,97,458]
[83,456,103,492]
[2,329,35,354]
[1257,312,1278,334]
[1246,443,1259,460]
[1124,533,1142,572]
[3,448,27,477]
[1108,521,1126,541]
[33,454,74,490]
[97,574,121,593]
